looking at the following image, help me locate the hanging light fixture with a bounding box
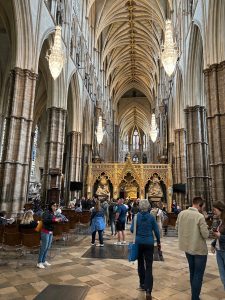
[161,20,178,77]
[96,116,104,144]
[48,26,65,80]
[150,113,158,143]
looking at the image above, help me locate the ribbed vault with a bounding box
[88,0,165,140]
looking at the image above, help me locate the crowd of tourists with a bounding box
[1,196,225,300]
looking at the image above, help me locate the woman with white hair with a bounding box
[130,199,160,300]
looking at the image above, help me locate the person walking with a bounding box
[37,201,61,269]
[108,200,116,235]
[211,201,225,290]
[130,199,160,300]
[114,198,127,245]
[150,204,164,237]
[90,200,105,247]
[176,196,209,300]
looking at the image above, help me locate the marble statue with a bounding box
[148,176,163,197]
[96,184,109,196]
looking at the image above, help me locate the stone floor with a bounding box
[0,227,224,300]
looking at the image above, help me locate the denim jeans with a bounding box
[185,253,207,300]
[38,232,53,263]
[138,244,154,292]
[109,216,115,235]
[92,230,103,245]
[216,250,225,290]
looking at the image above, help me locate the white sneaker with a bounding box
[114,241,122,245]
[37,263,45,269]
[96,244,104,247]
[121,241,127,244]
[43,261,51,266]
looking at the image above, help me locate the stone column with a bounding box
[174,128,187,207]
[174,129,187,184]
[204,62,225,203]
[184,106,211,209]
[64,131,82,200]
[114,124,119,162]
[168,142,174,167]
[42,107,67,204]
[81,143,91,196]
[0,68,38,213]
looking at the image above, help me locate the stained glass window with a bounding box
[124,134,129,152]
[143,134,147,150]
[132,129,139,150]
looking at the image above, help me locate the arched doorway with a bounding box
[119,172,140,200]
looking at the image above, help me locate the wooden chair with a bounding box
[21,232,40,254]
[2,232,22,252]
[69,218,76,230]
[77,212,91,235]
[4,224,19,233]
[19,227,36,234]
[0,225,4,248]
[53,223,63,240]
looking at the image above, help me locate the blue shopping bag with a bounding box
[128,242,138,262]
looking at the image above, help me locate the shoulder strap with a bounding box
[133,214,137,243]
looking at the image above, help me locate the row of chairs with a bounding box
[0,211,92,257]
[0,211,90,249]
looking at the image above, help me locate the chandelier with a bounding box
[96,116,104,144]
[161,20,178,77]
[48,26,65,80]
[150,113,158,143]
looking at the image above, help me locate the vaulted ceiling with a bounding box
[88,0,167,138]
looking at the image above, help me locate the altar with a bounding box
[87,155,173,211]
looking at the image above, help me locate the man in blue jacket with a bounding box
[114,198,127,245]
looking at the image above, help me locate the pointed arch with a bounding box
[207,0,225,65]
[67,72,82,132]
[186,24,204,106]
[174,68,184,129]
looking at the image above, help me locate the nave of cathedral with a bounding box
[0,0,225,299]
[0,0,224,212]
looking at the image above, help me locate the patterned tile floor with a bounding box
[0,227,224,300]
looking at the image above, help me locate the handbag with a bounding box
[128,215,138,262]
[35,220,43,232]
[153,245,164,261]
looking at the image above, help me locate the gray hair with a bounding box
[139,199,150,212]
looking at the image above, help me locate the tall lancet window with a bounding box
[143,134,147,151]
[30,125,39,179]
[0,118,6,161]
[132,129,139,150]
[124,134,129,152]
